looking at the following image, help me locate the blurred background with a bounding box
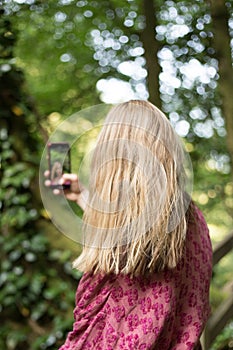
[0,0,233,349]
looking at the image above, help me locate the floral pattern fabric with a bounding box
[59,206,212,350]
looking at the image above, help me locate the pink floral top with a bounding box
[59,206,212,350]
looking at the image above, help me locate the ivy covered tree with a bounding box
[0,12,82,350]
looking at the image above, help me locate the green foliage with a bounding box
[3,0,147,115]
[0,130,82,349]
[0,14,82,349]
[210,321,233,350]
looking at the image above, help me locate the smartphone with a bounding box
[47,142,71,189]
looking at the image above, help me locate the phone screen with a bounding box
[48,142,71,189]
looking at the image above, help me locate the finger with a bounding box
[44,170,50,177]
[62,173,78,182]
[45,179,51,187]
[53,189,61,195]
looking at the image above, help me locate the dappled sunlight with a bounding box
[208,224,231,245]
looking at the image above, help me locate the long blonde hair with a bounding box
[73,100,192,276]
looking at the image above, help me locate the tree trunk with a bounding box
[141,0,162,110]
[207,0,233,173]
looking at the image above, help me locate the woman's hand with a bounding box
[44,171,88,211]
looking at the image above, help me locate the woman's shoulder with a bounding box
[187,201,209,230]
[185,202,213,269]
